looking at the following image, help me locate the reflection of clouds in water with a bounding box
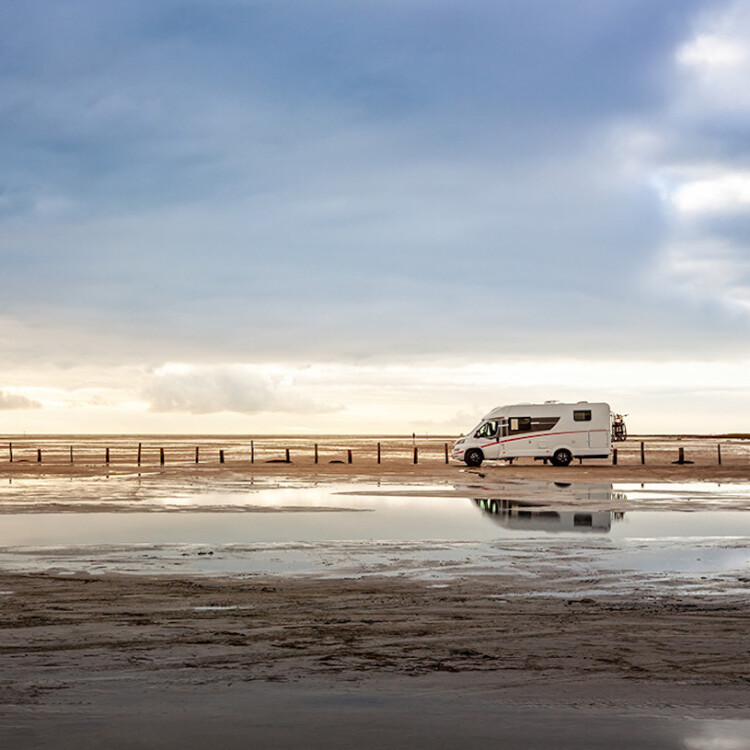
[0,537,747,596]
[0,479,747,587]
[683,721,750,750]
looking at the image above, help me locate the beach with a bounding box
[1,433,750,483]
[0,435,749,748]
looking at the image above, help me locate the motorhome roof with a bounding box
[482,401,609,420]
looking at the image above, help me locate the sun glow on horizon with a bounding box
[2,357,750,436]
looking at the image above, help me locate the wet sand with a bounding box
[0,575,750,748]
[1,436,749,747]
[1,571,748,697]
[0,572,748,748]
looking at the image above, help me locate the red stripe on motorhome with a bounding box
[480,429,608,449]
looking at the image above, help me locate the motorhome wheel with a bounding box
[551,448,573,467]
[464,449,484,467]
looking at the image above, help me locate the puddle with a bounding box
[191,605,247,611]
[0,479,747,590]
[0,485,748,544]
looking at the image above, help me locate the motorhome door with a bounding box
[475,420,501,459]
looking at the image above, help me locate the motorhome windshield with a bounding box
[474,421,498,439]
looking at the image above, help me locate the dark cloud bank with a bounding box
[1,0,747,367]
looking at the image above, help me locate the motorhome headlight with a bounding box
[454,438,465,446]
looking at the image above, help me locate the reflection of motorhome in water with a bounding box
[455,480,626,534]
[474,498,620,534]
[452,401,623,467]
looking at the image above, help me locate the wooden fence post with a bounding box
[105,447,110,464]
[413,447,418,464]
[160,447,165,466]
[137,443,142,466]
[612,448,617,466]
[195,446,200,464]
[285,448,290,463]
[219,450,225,464]
[640,441,645,465]
[377,442,381,464]
[347,449,353,464]
[444,443,449,464]
[37,448,42,463]
[8,442,12,463]
[671,446,693,465]
[70,446,74,464]
[250,440,254,464]
[717,443,722,466]
[314,443,318,464]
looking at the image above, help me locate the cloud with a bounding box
[1,0,727,364]
[677,32,747,68]
[659,238,750,312]
[143,364,338,415]
[2,356,750,433]
[619,1,750,317]
[670,170,750,213]
[0,390,42,410]
[673,2,750,109]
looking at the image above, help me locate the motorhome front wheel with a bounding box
[464,449,484,467]
[551,448,573,467]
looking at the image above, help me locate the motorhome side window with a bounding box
[508,417,532,433]
[531,416,560,432]
[574,410,592,422]
[475,421,499,439]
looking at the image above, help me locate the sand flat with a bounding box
[0,570,748,749]
[1,434,749,483]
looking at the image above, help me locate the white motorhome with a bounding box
[452,401,618,467]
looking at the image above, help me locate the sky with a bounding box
[2,0,750,435]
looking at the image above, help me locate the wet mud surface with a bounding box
[0,453,748,746]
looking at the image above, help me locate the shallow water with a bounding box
[0,478,748,590]
[1,494,749,545]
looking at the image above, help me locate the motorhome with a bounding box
[452,401,620,467]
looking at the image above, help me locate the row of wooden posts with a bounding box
[610,442,721,465]
[5,441,449,465]
[4,441,730,466]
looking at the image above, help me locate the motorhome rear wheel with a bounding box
[551,448,573,467]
